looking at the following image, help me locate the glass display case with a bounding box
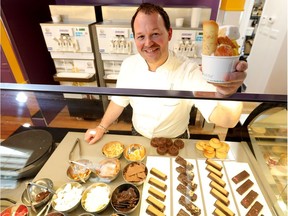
[0,83,287,215]
[246,103,287,214]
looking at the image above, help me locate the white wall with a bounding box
[245,0,287,94]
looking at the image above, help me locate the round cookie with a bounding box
[150,137,159,147]
[174,139,184,149]
[157,137,168,147]
[215,150,227,159]
[196,141,207,151]
[203,150,215,158]
[209,138,222,149]
[168,145,179,156]
[165,138,174,147]
[157,146,167,155]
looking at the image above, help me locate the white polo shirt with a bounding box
[111,51,218,138]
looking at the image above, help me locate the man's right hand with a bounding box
[84,127,105,144]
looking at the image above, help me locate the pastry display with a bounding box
[236,179,254,195]
[150,137,185,156]
[245,201,263,216]
[178,195,201,216]
[214,200,235,216]
[146,195,166,212]
[146,204,165,216]
[150,168,167,181]
[148,177,167,192]
[241,190,258,208]
[196,139,230,159]
[148,186,166,201]
[177,184,197,201]
[232,170,250,184]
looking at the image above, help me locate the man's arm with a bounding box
[84,101,125,144]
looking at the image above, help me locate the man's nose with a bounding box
[144,36,154,46]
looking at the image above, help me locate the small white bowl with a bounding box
[81,183,111,213]
[51,182,84,213]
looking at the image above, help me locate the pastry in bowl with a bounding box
[97,158,121,182]
[51,182,84,213]
[81,183,111,213]
[123,162,148,186]
[124,143,146,162]
[102,141,125,158]
[111,183,140,214]
[66,159,92,182]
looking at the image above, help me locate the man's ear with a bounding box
[168,28,173,41]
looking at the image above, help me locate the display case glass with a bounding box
[0,83,287,215]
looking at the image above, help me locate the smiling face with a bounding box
[133,11,172,71]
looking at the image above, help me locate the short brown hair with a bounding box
[131,3,171,36]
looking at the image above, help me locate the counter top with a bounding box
[1,132,276,215]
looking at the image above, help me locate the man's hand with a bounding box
[212,60,248,97]
[84,127,105,144]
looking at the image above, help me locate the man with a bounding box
[85,3,247,144]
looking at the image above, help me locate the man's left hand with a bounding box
[213,60,248,97]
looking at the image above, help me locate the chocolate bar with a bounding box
[176,166,195,180]
[177,173,197,191]
[208,172,226,187]
[150,168,167,181]
[148,186,166,201]
[177,183,197,201]
[175,156,194,170]
[206,159,223,171]
[176,209,190,216]
[206,164,223,178]
[232,170,250,184]
[241,190,258,208]
[179,195,201,216]
[214,200,235,216]
[146,195,165,212]
[210,181,229,197]
[146,205,165,216]
[236,179,254,195]
[210,188,230,206]
[246,201,263,216]
[148,177,167,192]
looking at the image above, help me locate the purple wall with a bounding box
[1,0,58,84]
[55,0,220,20]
